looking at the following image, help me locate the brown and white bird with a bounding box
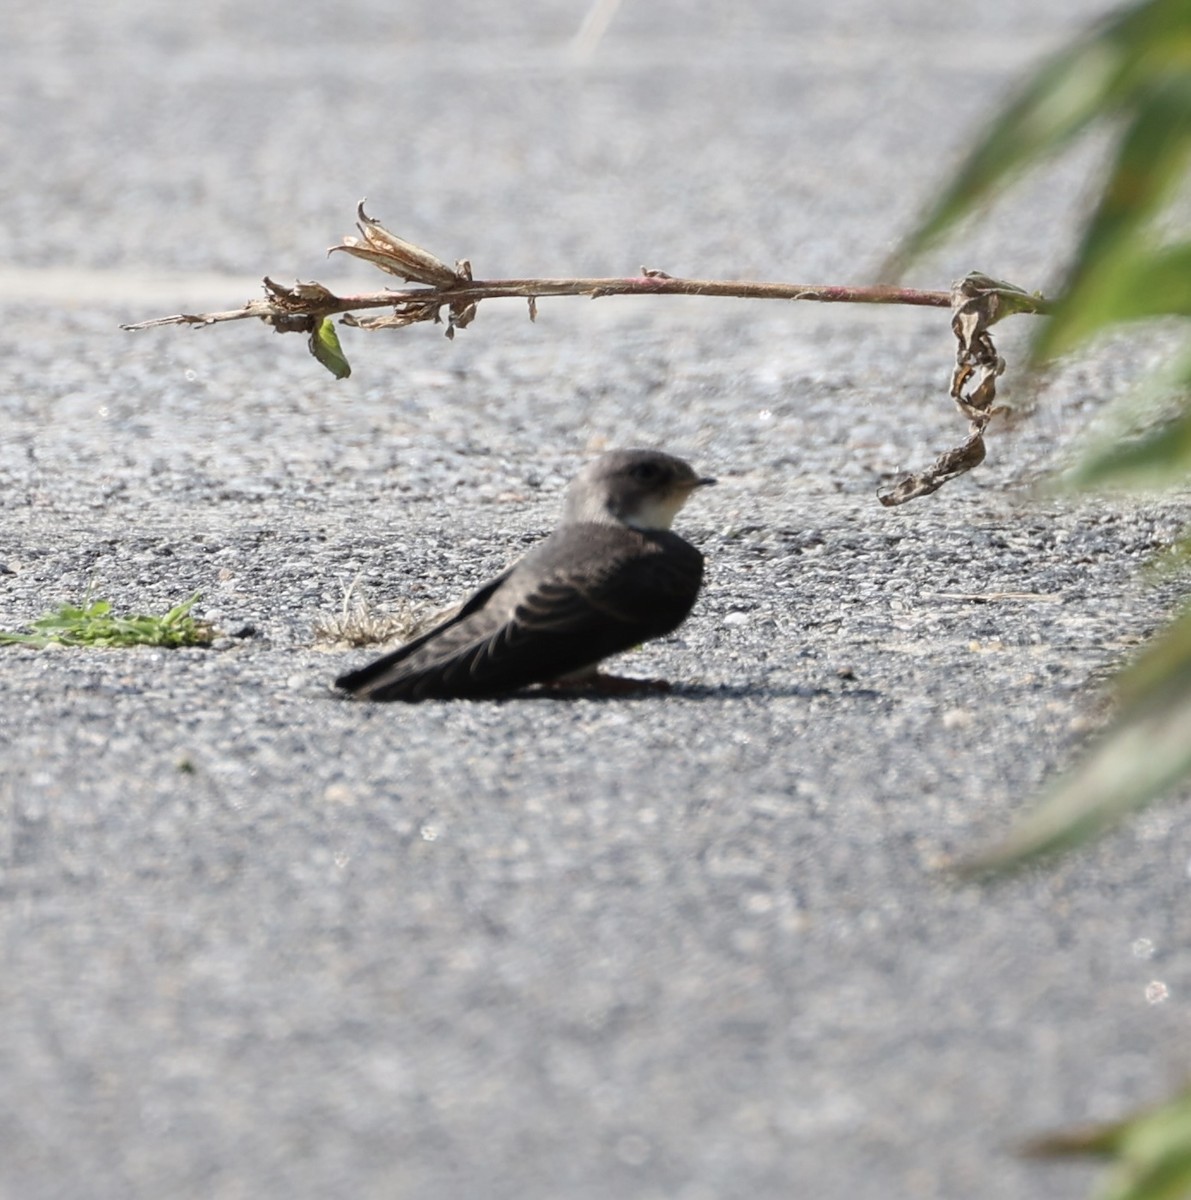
[335,448,715,702]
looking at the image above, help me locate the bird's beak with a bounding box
[675,476,715,494]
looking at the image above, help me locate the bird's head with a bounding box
[562,449,716,530]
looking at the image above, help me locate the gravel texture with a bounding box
[3,4,1191,1199]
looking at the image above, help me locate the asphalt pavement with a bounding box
[3,4,1191,1199]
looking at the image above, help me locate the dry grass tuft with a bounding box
[313,576,454,649]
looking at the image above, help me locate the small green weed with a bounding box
[0,593,214,649]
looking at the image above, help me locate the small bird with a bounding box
[335,449,716,701]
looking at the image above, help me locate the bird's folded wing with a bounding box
[456,544,705,681]
[513,555,693,630]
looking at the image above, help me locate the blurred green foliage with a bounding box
[899,3,1191,1196]
[1027,1083,1191,1200]
[900,0,1191,873]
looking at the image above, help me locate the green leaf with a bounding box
[1063,345,1191,490]
[957,605,1191,875]
[162,594,200,624]
[1115,599,1191,707]
[892,0,1191,273]
[309,316,351,379]
[1066,400,1191,490]
[1027,1084,1191,1200]
[1035,75,1191,360]
[1073,242,1191,327]
[0,631,45,646]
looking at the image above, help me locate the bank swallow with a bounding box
[335,449,715,701]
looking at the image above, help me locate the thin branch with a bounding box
[121,204,1051,337]
[117,204,1057,505]
[120,275,973,333]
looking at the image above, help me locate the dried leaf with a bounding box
[878,273,1034,505]
[330,202,462,286]
[258,278,337,333]
[341,304,440,331]
[948,273,1034,416]
[272,279,339,306]
[877,430,987,506]
[448,299,478,335]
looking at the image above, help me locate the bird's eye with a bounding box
[630,461,665,483]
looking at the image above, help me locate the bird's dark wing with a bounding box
[334,565,515,694]
[340,525,703,702]
[512,538,702,634]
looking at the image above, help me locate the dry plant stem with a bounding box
[119,206,1054,506]
[121,278,959,331]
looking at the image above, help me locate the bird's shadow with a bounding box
[500,679,883,704]
[331,679,885,706]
